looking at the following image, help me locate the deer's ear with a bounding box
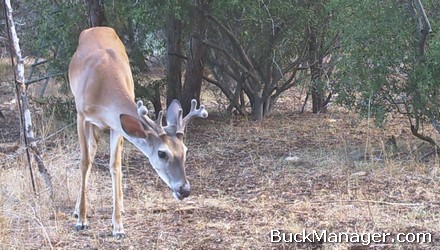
[120,114,146,138]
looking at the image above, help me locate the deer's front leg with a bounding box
[74,118,97,230]
[109,130,125,238]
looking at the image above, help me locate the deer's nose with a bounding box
[172,182,191,200]
[173,183,190,200]
[178,184,191,199]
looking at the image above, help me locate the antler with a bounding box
[137,100,166,136]
[176,99,208,135]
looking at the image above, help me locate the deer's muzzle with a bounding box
[173,183,191,200]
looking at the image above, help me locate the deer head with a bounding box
[124,99,208,200]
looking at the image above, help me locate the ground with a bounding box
[0,79,439,249]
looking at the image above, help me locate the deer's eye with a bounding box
[158,150,168,159]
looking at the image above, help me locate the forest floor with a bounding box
[1,77,440,249]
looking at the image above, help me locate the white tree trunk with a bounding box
[5,0,53,196]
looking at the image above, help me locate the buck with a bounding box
[68,27,208,238]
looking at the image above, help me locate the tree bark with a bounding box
[4,0,52,196]
[84,0,107,27]
[309,25,327,114]
[181,1,210,115]
[166,14,182,106]
[250,90,274,121]
[251,94,264,121]
[407,0,432,62]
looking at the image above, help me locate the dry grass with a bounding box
[0,100,439,249]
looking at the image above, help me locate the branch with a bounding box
[322,91,333,108]
[382,88,414,116]
[273,70,307,98]
[410,116,438,148]
[204,12,256,73]
[167,52,187,60]
[25,72,64,85]
[414,0,432,34]
[414,0,432,61]
[202,39,260,88]
[408,0,433,61]
[202,75,234,100]
[203,75,245,114]
[31,59,48,67]
[207,53,254,98]
[300,93,309,114]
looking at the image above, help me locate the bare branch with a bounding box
[25,73,64,85]
[202,39,260,86]
[204,12,256,73]
[202,75,234,101]
[407,0,433,61]
[411,117,438,148]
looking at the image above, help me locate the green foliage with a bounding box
[23,1,87,72]
[15,0,440,126]
[330,0,440,145]
[102,0,197,58]
[20,0,171,100]
[330,0,429,124]
[409,29,440,119]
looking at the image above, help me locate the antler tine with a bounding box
[137,100,143,109]
[177,99,208,135]
[137,101,148,117]
[137,101,166,136]
[155,110,166,136]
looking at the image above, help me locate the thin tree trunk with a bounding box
[151,81,162,117]
[407,0,432,62]
[263,96,274,117]
[181,1,210,115]
[84,0,107,27]
[166,14,182,106]
[226,83,244,114]
[309,25,327,114]
[4,0,53,196]
[251,91,264,121]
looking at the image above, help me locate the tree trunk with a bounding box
[151,82,162,117]
[311,86,325,113]
[250,91,273,121]
[166,14,182,106]
[4,0,52,195]
[181,1,210,115]
[84,0,107,27]
[309,25,327,114]
[263,96,274,117]
[251,95,264,121]
[407,0,432,62]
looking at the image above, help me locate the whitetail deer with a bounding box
[68,27,208,238]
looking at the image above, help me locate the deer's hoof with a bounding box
[113,232,125,239]
[75,223,89,231]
